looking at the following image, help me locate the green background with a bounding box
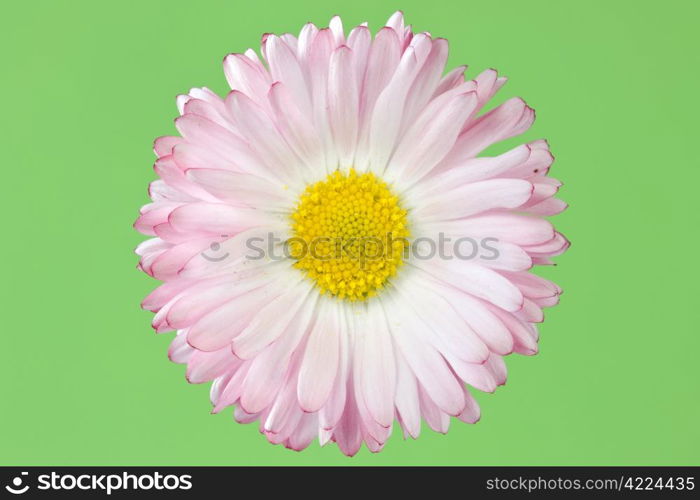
[2,0,698,466]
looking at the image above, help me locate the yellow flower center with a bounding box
[289,169,410,301]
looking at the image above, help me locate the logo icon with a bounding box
[201,235,230,262]
[5,472,29,495]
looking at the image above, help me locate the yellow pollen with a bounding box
[289,169,410,301]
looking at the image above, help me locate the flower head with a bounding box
[135,11,568,455]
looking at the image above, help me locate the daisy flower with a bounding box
[135,11,568,456]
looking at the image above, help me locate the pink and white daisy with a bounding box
[135,11,568,455]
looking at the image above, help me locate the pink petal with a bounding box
[442,97,534,165]
[233,279,314,359]
[187,348,240,384]
[457,388,481,424]
[385,91,478,186]
[489,306,539,355]
[297,301,340,412]
[168,331,194,364]
[168,202,271,235]
[318,304,350,430]
[153,136,183,158]
[346,25,371,90]
[328,46,359,167]
[330,376,363,457]
[420,277,514,355]
[268,82,325,174]
[367,42,425,172]
[225,91,302,186]
[433,214,555,246]
[328,15,345,46]
[397,280,489,363]
[433,65,466,97]
[187,282,283,351]
[394,350,421,439]
[401,38,449,131]
[354,301,396,428]
[149,238,212,280]
[264,35,312,116]
[383,291,466,416]
[185,168,292,209]
[418,385,451,433]
[419,144,530,190]
[412,258,524,312]
[415,178,534,221]
[223,53,272,106]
